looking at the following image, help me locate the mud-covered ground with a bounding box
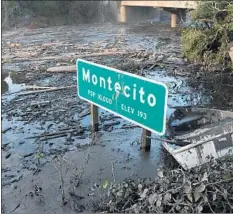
[1,22,232,213]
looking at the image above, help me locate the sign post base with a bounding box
[91,104,99,132]
[141,129,151,151]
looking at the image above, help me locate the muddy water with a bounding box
[2,22,212,213]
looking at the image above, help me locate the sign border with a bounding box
[76,58,168,136]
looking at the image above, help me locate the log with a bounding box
[40,134,67,141]
[25,85,57,90]
[18,85,76,96]
[30,100,50,107]
[47,65,76,73]
[79,51,131,58]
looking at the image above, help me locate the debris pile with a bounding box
[95,157,233,213]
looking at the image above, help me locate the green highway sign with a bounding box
[77,59,168,135]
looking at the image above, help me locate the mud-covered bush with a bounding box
[181,1,233,71]
[95,157,233,213]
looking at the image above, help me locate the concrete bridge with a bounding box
[119,1,198,27]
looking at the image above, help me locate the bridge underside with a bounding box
[121,1,197,9]
[119,1,198,27]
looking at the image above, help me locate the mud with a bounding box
[1,22,230,213]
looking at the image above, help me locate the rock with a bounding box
[166,57,185,65]
[29,192,34,197]
[66,132,72,141]
[2,143,10,151]
[103,121,120,131]
[48,148,67,155]
[5,152,11,159]
[196,72,201,79]
[2,167,10,173]
[106,126,113,132]
[64,141,73,145]
[19,141,25,145]
[79,110,90,118]
[138,184,143,191]
[6,174,16,179]
[103,120,121,127]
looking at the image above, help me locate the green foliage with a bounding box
[103,180,109,189]
[182,1,233,71]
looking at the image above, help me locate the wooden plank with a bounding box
[141,128,151,151]
[47,65,76,72]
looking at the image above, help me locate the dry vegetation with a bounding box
[95,157,233,213]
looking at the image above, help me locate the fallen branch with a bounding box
[25,85,57,90]
[40,134,68,141]
[9,203,20,213]
[18,85,76,96]
[2,127,12,133]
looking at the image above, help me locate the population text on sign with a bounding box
[77,59,168,135]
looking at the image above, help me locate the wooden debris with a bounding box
[25,85,57,90]
[47,65,76,73]
[2,127,12,133]
[78,51,131,58]
[18,85,76,96]
[8,51,134,63]
[46,60,162,74]
[26,127,84,140]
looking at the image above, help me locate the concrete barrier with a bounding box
[229,47,233,63]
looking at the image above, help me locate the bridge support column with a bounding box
[171,13,177,28]
[119,5,127,23]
